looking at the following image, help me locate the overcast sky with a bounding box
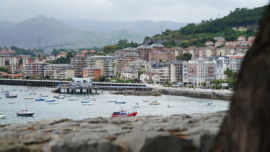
[0,0,268,23]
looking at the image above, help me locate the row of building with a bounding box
[0,35,250,85]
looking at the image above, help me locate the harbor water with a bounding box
[0,85,229,124]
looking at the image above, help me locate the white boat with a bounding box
[149,100,160,105]
[48,101,60,104]
[17,97,34,117]
[143,100,150,102]
[0,112,5,119]
[88,96,96,101]
[5,92,17,98]
[81,98,90,103]
[57,95,65,99]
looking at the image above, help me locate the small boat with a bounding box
[82,103,94,106]
[207,102,214,106]
[115,101,126,104]
[35,98,45,102]
[112,111,137,117]
[143,100,150,102]
[88,97,96,101]
[149,100,160,105]
[57,95,65,99]
[0,112,5,119]
[68,98,77,101]
[81,98,91,103]
[5,92,17,98]
[167,104,173,108]
[16,110,34,117]
[24,96,34,100]
[107,99,117,102]
[8,101,16,104]
[48,101,60,104]
[46,99,56,102]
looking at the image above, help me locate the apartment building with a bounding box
[70,55,86,78]
[44,64,74,79]
[24,62,48,78]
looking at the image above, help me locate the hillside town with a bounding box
[0,35,255,88]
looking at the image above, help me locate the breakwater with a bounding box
[156,88,232,101]
[0,111,226,152]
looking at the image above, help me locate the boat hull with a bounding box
[16,112,34,117]
[112,112,137,117]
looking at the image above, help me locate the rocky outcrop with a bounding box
[0,112,226,152]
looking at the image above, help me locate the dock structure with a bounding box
[0,79,69,87]
[0,78,152,94]
[92,82,152,91]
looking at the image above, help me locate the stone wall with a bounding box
[0,112,226,152]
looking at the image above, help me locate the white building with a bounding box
[226,54,245,72]
[44,64,74,79]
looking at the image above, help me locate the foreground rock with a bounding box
[0,112,226,152]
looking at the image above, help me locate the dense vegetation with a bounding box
[98,39,139,55]
[176,53,192,61]
[0,67,8,73]
[46,52,74,64]
[10,46,44,57]
[145,6,266,48]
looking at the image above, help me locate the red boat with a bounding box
[112,111,137,117]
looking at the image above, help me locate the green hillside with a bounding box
[144,6,266,48]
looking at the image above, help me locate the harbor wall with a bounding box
[156,88,232,101]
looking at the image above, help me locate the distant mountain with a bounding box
[0,16,185,52]
[0,21,16,35]
[62,20,185,35]
[145,6,266,48]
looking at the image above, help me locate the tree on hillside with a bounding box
[0,67,8,73]
[176,53,192,61]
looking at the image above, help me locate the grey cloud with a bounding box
[0,0,267,22]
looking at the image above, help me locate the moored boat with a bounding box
[46,99,56,102]
[149,100,160,105]
[35,98,45,102]
[81,98,90,103]
[5,92,17,98]
[0,112,5,119]
[112,111,137,117]
[115,101,126,104]
[24,96,34,100]
[16,110,34,117]
[82,103,94,106]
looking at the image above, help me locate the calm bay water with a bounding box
[0,85,229,124]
